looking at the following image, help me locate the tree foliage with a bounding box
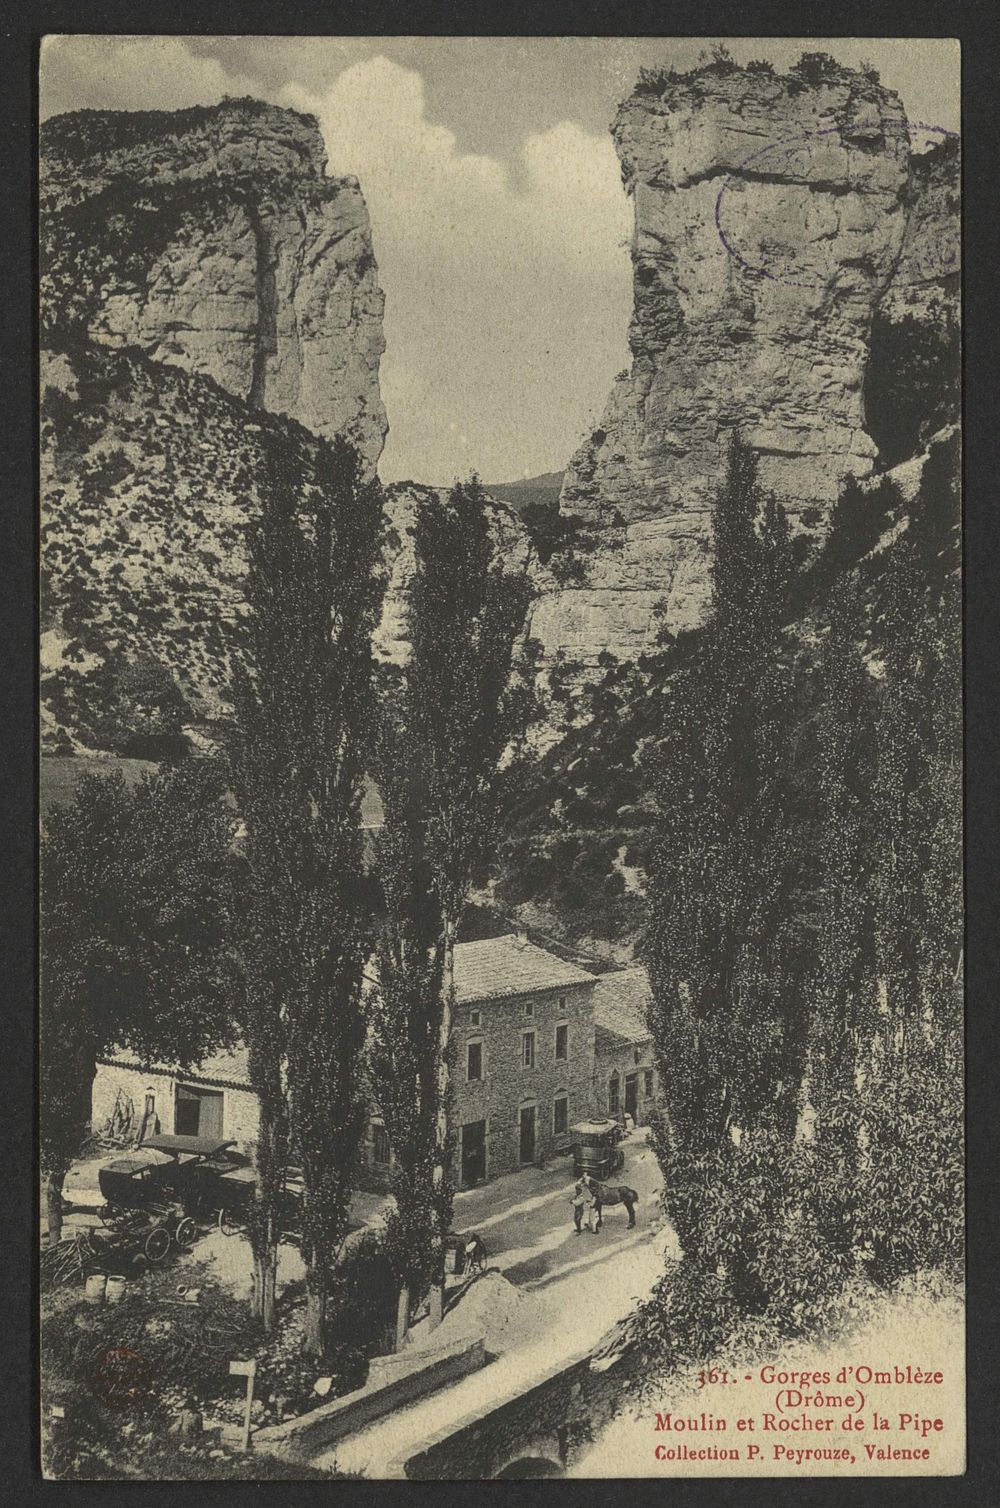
[227,434,385,1342]
[39,760,236,1240]
[632,430,962,1364]
[643,435,802,1212]
[369,477,537,1304]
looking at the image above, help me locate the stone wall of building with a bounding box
[451,982,596,1184]
[592,1042,658,1127]
[91,1060,259,1150]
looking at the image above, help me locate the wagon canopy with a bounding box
[568,1119,619,1145]
[140,1134,235,1158]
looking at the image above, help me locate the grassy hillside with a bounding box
[40,339,346,756]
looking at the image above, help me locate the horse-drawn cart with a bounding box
[569,1119,625,1182]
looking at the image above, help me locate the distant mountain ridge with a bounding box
[482,471,565,516]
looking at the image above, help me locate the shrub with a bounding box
[854,1045,964,1285]
[633,1124,861,1368]
[790,51,846,86]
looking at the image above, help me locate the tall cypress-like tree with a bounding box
[859,434,963,1280]
[642,434,803,1285]
[228,435,384,1341]
[870,433,962,1052]
[807,577,879,1259]
[370,478,536,1328]
[368,685,445,1334]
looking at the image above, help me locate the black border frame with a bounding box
[5,4,998,1503]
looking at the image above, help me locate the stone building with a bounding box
[91,936,658,1190]
[91,1043,258,1150]
[590,968,658,1128]
[446,934,598,1187]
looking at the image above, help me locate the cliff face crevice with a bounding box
[247,202,278,410]
[530,63,959,684]
[39,99,392,757]
[40,97,387,473]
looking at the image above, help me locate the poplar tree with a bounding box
[370,478,535,1328]
[860,434,963,1279]
[807,577,878,1259]
[228,435,384,1342]
[642,433,803,1284]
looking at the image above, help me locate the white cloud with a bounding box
[40,36,260,119]
[283,57,632,483]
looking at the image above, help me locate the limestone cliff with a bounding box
[532,59,959,677]
[40,99,392,757]
[40,98,386,471]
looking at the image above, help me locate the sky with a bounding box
[40,37,959,485]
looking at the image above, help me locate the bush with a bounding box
[854,1045,964,1285]
[325,1230,402,1356]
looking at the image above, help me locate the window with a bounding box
[644,1068,654,1098]
[524,1000,534,1018]
[554,1095,568,1136]
[470,1010,481,1027]
[467,1040,483,1082]
[558,996,565,1011]
[522,1030,536,1069]
[555,1023,568,1061]
[608,1072,620,1116]
[372,1124,391,1165]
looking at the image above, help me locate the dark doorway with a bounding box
[174,1085,224,1139]
[519,1105,536,1166]
[461,1119,486,1187]
[625,1072,638,1121]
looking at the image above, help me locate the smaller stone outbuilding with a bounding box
[590,968,658,1127]
[91,1044,258,1151]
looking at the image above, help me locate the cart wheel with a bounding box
[174,1217,198,1250]
[218,1208,243,1238]
[144,1225,172,1264]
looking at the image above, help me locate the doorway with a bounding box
[519,1104,536,1165]
[625,1072,638,1122]
[174,1084,224,1139]
[461,1119,487,1187]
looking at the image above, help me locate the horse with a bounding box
[591,1183,639,1231]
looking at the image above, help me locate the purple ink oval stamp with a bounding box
[715,119,959,290]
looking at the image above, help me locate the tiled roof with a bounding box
[453,934,594,1004]
[100,1042,251,1090]
[591,966,653,1052]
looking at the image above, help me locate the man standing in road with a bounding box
[572,1172,596,1234]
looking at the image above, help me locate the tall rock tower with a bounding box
[40,97,387,472]
[530,57,958,679]
[39,99,389,755]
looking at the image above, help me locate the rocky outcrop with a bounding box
[40,98,386,472]
[534,60,959,678]
[376,483,534,665]
[38,343,533,755]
